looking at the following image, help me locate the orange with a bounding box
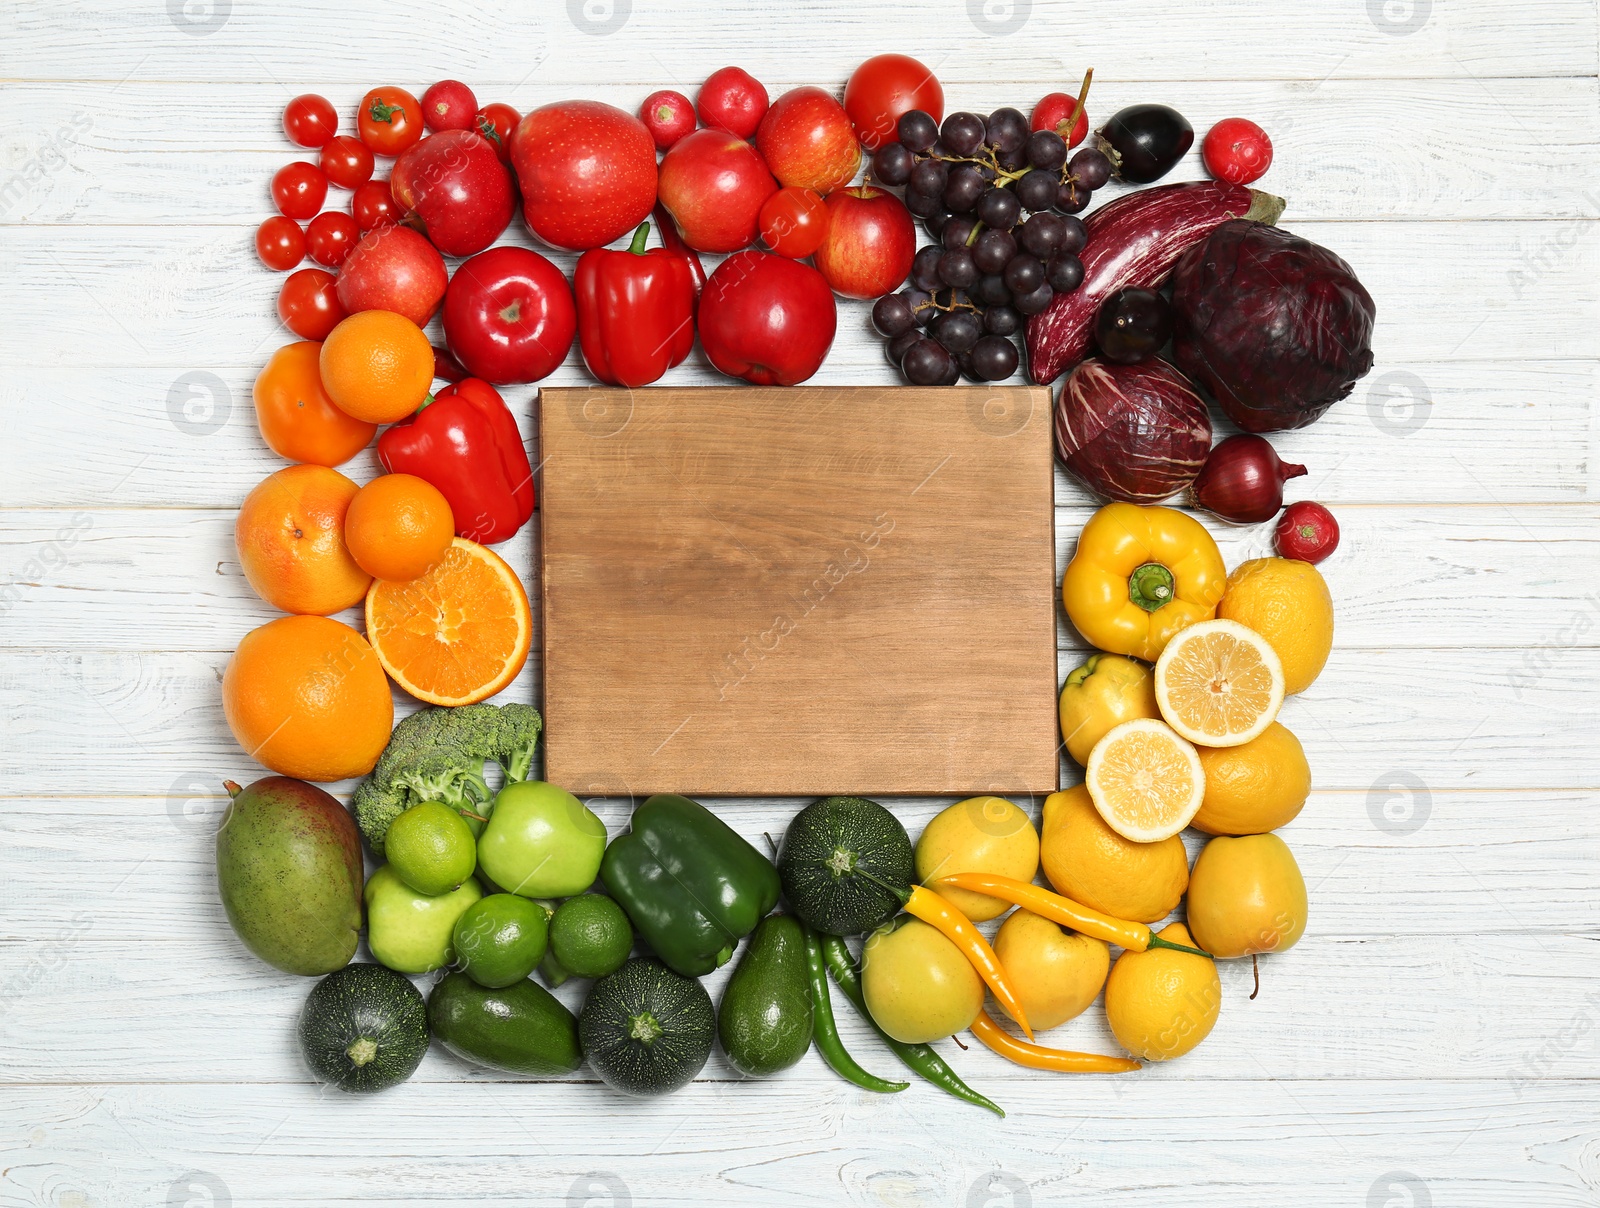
[345,473,455,582]
[222,614,394,781]
[236,464,372,615]
[318,310,434,424]
[252,340,376,466]
[365,537,531,706]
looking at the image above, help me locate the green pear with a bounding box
[476,781,606,899]
[364,865,482,974]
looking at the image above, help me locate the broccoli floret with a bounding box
[352,702,543,855]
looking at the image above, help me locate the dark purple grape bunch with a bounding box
[869,105,1112,386]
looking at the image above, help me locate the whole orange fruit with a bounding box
[236,464,372,615]
[222,614,393,781]
[252,341,376,467]
[345,473,455,582]
[318,309,434,424]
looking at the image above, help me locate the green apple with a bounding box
[476,781,606,899]
[364,865,482,974]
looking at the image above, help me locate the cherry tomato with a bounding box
[277,268,346,340]
[305,210,359,269]
[1203,117,1273,185]
[351,178,398,233]
[253,340,376,466]
[320,135,374,190]
[758,186,829,258]
[474,103,519,164]
[843,54,944,151]
[255,215,305,271]
[422,79,478,132]
[283,94,338,149]
[271,162,327,220]
[357,87,424,158]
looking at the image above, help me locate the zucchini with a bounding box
[778,796,913,936]
[297,963,428,1094]
[580,958,713,1097]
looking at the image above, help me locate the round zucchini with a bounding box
[580,957,714,1097]
[427,971,582,1077]
[778,796,913,936]
[297,963,429,1094]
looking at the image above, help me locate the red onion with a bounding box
[1190,433,1307,522]
[1055,358,1212,503]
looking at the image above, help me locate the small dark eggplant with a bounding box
[1096,104,1194,184]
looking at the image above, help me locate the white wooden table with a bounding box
[2,2,1597,1204]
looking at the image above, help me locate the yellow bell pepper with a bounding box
[1062,503,1226,662]
[1058,653,1160,766]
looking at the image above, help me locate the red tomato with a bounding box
[1203,117,1273,185]
[474,103,519,164]
[277,268,346,340]
[843,54,944,151]
[283,94,338,149]
[422,79,479,132]
[255,216,305,271]
[758,186,829,258]
[306,210,359,268]
[351,178,398,233]
[271,162,327,220]
[357,87,424,157]
[320,135,374,190]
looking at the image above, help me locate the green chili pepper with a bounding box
[819,933,1004,1118]
[801,923,908,1095]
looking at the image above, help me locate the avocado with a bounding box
[428,971,582,1076]
[215,776,362,975]
[717,914,813,1077]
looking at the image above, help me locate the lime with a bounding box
[453,894,549,989]
[548,894,633,979]
[385,801,477,896]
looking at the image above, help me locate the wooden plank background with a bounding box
[1,1,1597,1205]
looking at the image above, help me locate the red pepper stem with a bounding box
[627,222,652,256]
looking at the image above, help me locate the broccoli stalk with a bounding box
[352,702,543,856]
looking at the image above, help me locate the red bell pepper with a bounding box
[575,221,697,388]
[376,378,534,545]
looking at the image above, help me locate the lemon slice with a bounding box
[1154,619,1285,748]
[1084,719,1206,843]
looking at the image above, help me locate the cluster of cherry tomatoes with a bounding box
[258,83,521,342]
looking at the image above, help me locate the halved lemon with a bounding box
[1154,618,1285,748]
[1084,719,1206,843]
[365,537,531,706]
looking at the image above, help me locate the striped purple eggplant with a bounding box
[1055,357,1212,503]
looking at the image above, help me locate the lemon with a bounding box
[1084,719,1205,843]
[1186,833,1308,958]
[914,796,1039,921]
[1039,786,1188,924]
[1154,618,1284,747]
[384,801,477,896]
[992,908,1110,1032]
[1216,557,1333,695]
[1104,922,1220,1061]
[1193,722,1310,836]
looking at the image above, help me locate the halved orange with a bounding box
[1084,719,1205,843]
[364,537,531,706]
[1154,619,1285,748]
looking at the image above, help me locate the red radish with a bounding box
[1276,501,1339,563]
[421,80,478,132]
[640,89,696,149]
[1190,434,1307,523]
[1203,118,1273,185]
[697,67,769,139]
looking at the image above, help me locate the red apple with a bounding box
[657,129,780,254]
[441,245,576,385]
[335,225,448,327]
[391,130,516,256]
[509,100,657,251]
[698,250,836,386]
[812,185,916,300]
[755,86,862,195]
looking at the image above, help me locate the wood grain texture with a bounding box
[539,386,1059,794]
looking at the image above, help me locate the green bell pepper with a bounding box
[600,794,780,978]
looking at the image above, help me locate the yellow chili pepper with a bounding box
[901,885,1034,1041]
[1058,653,1161,766]
[970,1010,1141,1074]
[1061,502,1226,662]
[929,872,1210,957]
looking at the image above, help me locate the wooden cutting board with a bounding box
[537,385,1058,798]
